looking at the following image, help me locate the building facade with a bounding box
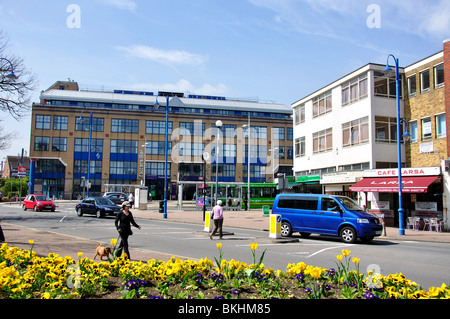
[28,81,293,200]
[291,63,406,199]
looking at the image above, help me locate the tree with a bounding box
[0,30,37,119]
[0,30,37,151]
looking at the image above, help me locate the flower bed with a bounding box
[0,241,449,299]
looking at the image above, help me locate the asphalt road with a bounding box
[1,202,449,289]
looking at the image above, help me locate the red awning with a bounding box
[349,176,439,193]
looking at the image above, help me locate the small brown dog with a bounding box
[93,243,111,261]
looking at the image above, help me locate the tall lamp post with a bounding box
[163,96,169,219]
[214,120,223,205]
[77,111,93,197]
[383,54,405,235]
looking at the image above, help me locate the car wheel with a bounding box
[340,226,356,244]
[76,207,83,217]
[280,221,293,237]
[96,209,103,218]
[33,205,38,212]
[22,205,27,211]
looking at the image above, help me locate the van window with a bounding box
[335,197,362,211]
[278,197,318,210]
[321,198,340,211]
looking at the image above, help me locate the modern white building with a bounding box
[291,63,406,197]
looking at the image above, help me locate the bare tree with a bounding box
[0,30,38,120]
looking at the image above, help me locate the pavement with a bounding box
[1,200,450,263]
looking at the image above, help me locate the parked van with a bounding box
[272,194,383,243]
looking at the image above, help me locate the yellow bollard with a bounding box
[269,214,281,239]
[204,211,213,232]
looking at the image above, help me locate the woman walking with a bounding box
[210,200,224,240]
[115,201,141,259]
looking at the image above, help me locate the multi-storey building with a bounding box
[292,41,450,229]
[28,81,293,200]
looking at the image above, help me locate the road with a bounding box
[1,201,449,289]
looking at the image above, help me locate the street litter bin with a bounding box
[159,201,164,213]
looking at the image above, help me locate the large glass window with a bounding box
[407,75,416,97]
[111,119,139,133]
[409,121,418,143]
[295,137,305,157]
[145,120,173,135]
[180,122,205,137]
[75,117,104,132]
[272,127,285,140]
[35,115,51,130]
[52,137,67,152]
[145,162,171,177]
[144,141,172,155]
[312,91,332,117]
[34,136,50,151]
[375,116,397,143]
[74,138,103,153]
[420,69,430,93]
[434,64,444,88]
[342,73,368,105]
[421,117,432,141]
[53,116,68,130]
[374,71,402,98]
[436,114,446,139]
[313,128,332,153]
[342,117,369,147]
[109,161,137,175]
[111,140,138,154]
[294,105,305,125]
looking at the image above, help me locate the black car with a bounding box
[76,197,121,218]
[102,192,128,205]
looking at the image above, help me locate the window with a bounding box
[313,128,332,154]
[295,137,305,157]
[374,71,402,98]
[110,140,138,154]
[76,117,104,132]
[145,162,171,177]
[180,122,205,136]
[74,160,102,175]
[287,146,293,159]
[146,120,173,135]
[312,91,332,118]
[211,164,236,178]
[420,69,430,93]
[375,116,397,143]
[111,119,139,133]
[287,127,293,140]
[53,116,68,130]
[74,138,103,153]
[35,115,51,130]
[277,196,318,210]
[179,142,204,157]
[144,141,172,155]
[272,127,285,140]
[436,114,446,139]
[295,105,305,124]
[421,117,431,141]
[407,75,416,97]
[109,161,137,175]
[244,145,267,163]
[409,121,418,143]
[243,126,267,139]
[342,73,368,105]
[342,117,369,147]
[52,137,67,152]
[34,136,50,151]
[212,124,236,138]
[434,64,444,88]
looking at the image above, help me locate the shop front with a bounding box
[320,171,364,201]
[349,167,442,227]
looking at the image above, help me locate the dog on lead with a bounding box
[93,243,111,261]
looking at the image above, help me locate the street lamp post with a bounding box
[215,120,223,205]
[163,96,169,219]
[384,54,405,236]
[78,111,93,197]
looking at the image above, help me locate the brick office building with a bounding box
[28,81,293,200]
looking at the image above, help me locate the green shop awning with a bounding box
[288,175,321,186]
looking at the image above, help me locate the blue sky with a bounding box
[0,0,449,162]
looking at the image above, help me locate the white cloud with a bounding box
[117,45,208,66]
[97,0,137,12]
[127,79,228,96]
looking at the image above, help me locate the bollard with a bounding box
[269,214,282,239]
[204,211,213,232]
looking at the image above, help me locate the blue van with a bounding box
[272,194,383,243]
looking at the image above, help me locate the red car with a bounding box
[22,194,56,212]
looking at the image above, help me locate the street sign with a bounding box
[18,166,26,177]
